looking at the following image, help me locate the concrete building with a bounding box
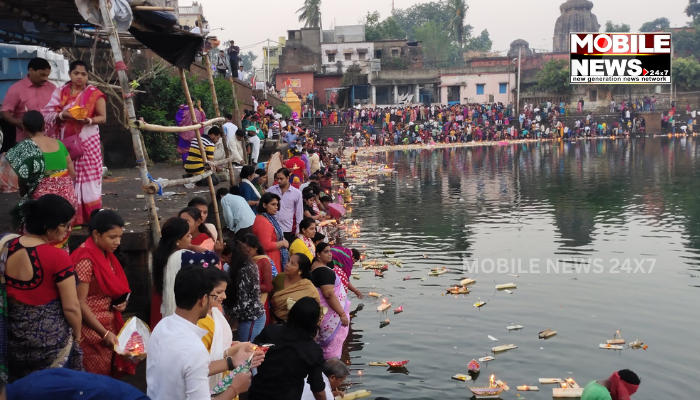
[440,69,515,105]
[178,1,204,30]
[262,36,285,82]
[322,25,365,43]
[321,42,374,74]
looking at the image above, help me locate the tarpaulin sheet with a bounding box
[128,29,203,69]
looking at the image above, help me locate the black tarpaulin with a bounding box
[128,29,203,69]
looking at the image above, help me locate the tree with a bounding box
[672,56,700,89]
[392,1,451,40]
[364,11,406,41]
[297,0,321,28]
[240,51,257,76]
[639,17,671,32]
[415,20,457,68]
[465,29,492,52]
[604,20,631,32]
[687,0,700,23]
[530,60,571,94]
[447,0,468,49]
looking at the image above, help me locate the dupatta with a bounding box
[316,268,349,346]
[262,213,288,269]
[270,277,319,322]
[207,308,233,390]
[6,141,45,227]
[43,84,105,140]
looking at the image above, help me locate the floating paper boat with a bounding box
[429,267,447,276]
[393,306,403,314]
[492,344,517,353]
[495,283,516,290]
[386,360,408,368]
[478,356,495,362]
[368,362,388,366]
[599,343,624,350]
[517,385,539,391]
[539,378,563,384]
[606,331,625,345]
[452,374,471,382]
[468,386,504,399]
[379,319,390,328]
[446,286,469,294]
[539,329,557,339]
[368,292,382,298]
[460,277,476,286]
[339,389,371,400]
[507,325,524,331]
[377,299,391,312]
[473,300,486,308]
[468,359,480,373]
[629,338,644,349]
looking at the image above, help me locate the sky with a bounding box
[196,0,690,69]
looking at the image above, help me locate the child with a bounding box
[321,172,333,193]
[341,181,352,203]
[351,149,358,166]
[337,164,347,182]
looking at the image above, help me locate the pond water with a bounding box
[341,138,700,400]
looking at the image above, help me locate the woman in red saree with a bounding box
[71,209,131,376]
[43,60,106,226]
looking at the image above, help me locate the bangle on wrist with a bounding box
[232,387,238,398]
[226,356,234,371]
[58,112,65,121]
[102,330,110,341]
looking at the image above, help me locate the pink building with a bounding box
[439,71,515,105]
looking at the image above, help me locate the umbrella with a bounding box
[327,138,334,142]
[327,203,346,219]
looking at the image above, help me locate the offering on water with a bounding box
[446,286,469,294]
[492,344,517,353]
[393,306,403,314]
[496,379,510,391]
[495,283,516,290]
[403,275,411,281]
[460,277,476,286]
[352,274,360,280]
[539,378,563,384]
[517,385,539,391]
[368,362,388,366]
[507,325,524,331]
[467,359,480,373]
[429,266,447,276]
[380,319,390,328]
[383,250,395,254]
[375,270,384,277]
[469,375,504,398]
[504,289,513,294]
[564,378,579,389]
[539,329,557,339]
[386,360,409,368]
[606,330,625,345]
[473,298,486,308]
[629,338,644,349]
[377,299,391,312]
[599,343,624,350]
[368,292,382,298]
[478,356,495,362]
[452,374,471,382]
[488,335,498,341]
[337,390,371,400]
[552,388,584,398]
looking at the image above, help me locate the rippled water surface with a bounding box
[340,138,700,400]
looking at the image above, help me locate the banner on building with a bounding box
[569,33,671,84]
[289,78,301,87]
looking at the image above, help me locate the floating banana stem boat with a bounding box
[563,378,579,389]
[473,298,486,308]
[368,362,388,367]
[539,329,557,339]
[606,330,625,345]
[368,292,382,298]
[507,325,524,331]
[446,286,470,294]
[599,343,624,350]
[386,360,409,368]
[460,277,476,286]
[517,385,539,391]
[538,378,562,384]
[492,344,517,353]
[429,266,447,276]
[452,374,471,381]
[377,299,391,312]
[495,283,516,290]
[478,356,495,362]
[467,359,480,373]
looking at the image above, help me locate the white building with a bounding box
[439,70,515,105]
[320,42,375,74]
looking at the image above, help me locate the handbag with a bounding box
[62,134,84,160]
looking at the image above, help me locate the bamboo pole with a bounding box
[178,68,224,241]
[97,0,161,242]
[229,78,242,128]
[134,117,225,133]
[158,170,214,189]
[132,6,175,11]
[203,53,236,185]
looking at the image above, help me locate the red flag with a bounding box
[285,77,292,87]
[251,75,256,88]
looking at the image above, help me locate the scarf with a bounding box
[608,371,639,400]
[263,213,288,270]
[297,234,316,258]
[43,84,104,140]
[242,178,261,199]
[6,140,45,227]
[70,237,131,328]
[270,276,319,322]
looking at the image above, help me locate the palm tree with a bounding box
[447,0,468,49]
[297,0,322,28]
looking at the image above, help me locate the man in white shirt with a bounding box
[147,266,263,400]
[301,358,349,400]
[224,113,238,137]
[247,127,261,164]
[237,66,245,81]
[307,149,320,173]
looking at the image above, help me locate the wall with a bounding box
[279,29,322,74]
[275,71,315,98]
[321,42,374,73]
[323,25,366,43]
[313,74,343,105]
[440,72,515,104]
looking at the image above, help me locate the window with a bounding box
[359,52,366,60]
[447,86,460,103]
[328,54,335,62]
[589,89,597,102]
[345,53,352,61]
[499,83,507,94]
[391,49,399,57]
[375,49,382,59]
[476,84,485,95]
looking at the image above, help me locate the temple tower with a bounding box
[552,0,600,52]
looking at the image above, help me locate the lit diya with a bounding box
[469,374,504,399]
[375,269,384,277]
[393,306,403,314]
[386,360,408,368]
[377,299,391,312]
[606,330,625,345]
[446,286,469,295]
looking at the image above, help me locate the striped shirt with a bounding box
[184,135,215,175]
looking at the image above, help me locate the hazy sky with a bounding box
[197,0,690,69]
